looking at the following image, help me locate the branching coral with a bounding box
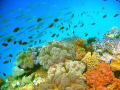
[39,40,76,70]
[86,62,115,90]
[82,51,100,69]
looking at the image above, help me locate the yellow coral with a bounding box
[110,55,120,71]
[82,52,100,69]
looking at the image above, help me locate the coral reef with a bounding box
[86,62,115,90]
[74,38,94,52]
[39,40,76,70]
[110,54,120,71]
[12,66,25,78]
[100,53,114,63]
[82,51,100,69]
[92,27,120,55]
[41,73,86,90]
[21,73,35,86]
[75,46,86,60]
[16,50,34,69]
[16,45,42,69]
[0,78,5,88]
[48,60,86,79]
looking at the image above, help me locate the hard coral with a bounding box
[110,55,120,71]
[86,63,114,89]
[0,78,5,88]
[82,52,100,69]
[39,40,76,70]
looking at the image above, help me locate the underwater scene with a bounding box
[0,0,120,90]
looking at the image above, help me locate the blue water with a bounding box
[0,0,120,79]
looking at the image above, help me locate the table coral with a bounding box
[39,40,76,70]
[86,62,115,90]
[82,51,100,69]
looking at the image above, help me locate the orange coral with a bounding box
[112,78,120,90]
[86,63,114,89]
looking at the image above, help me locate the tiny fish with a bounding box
[39,39,41,43]
[2,43,8,47]
[34,41,37,45]
[81,13,83,17]
[29,44,32,47]
[103,14,107,18]
[74,25,77,28]
[54,18,59,22]
[102,7,105,10]
[69,24,70,29]
[18,40,22,45]
[73,30,75,35]
[14,41,17,44]
[3,73,6,76]
[71,14,74,17]
[51,33,56,37]
[37,30,39,33]
[56,34,59,37]
[3,60,9,64]
[9,54,13,57]
[37,18,42,22]
[22,42,27,45]
[85,33,88,37]
[61,22,63,25]
[9,59,11,62]
[60,26,64,29]
[13,27,20,32]
[103,0,107,1]
[7,38,12,42]
[67,33,70,36]
[77,48,84,52]
[30,40,34,43]
[49,23,54,28]
[114,14,119,17]
[66,28,68,31]
[91,23,96,25]
[28,36,33,39]
[80,23,84,27]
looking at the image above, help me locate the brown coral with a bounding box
[86,62,115,90]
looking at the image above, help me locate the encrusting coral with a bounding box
[39,40,76,70]
[82,51,100,69]
[86,62,115,90]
